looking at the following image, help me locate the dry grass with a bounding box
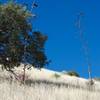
[0,65,100,100]
[0,80,100,100]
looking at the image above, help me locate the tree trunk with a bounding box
[22,64,26,84]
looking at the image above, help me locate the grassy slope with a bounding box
[0,64,100,100]
[0,81,100,100]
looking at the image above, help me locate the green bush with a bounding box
[94,78,100,82]
[53,73,61,79]
[63,71,80,77]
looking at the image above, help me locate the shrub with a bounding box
[94,78,100,82]
[53,73,61,79]
[63,71,80,77]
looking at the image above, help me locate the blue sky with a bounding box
[2,0,100,78]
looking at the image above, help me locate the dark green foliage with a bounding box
[25,31,48,68]
[94,78,100,82]
[63,71,80,77]
[53,73,61,79]
[0,1,48,71]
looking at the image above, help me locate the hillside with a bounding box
[0,64,100,91]
[0,64,100,100]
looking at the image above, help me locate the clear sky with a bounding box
[2,0,100,78]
